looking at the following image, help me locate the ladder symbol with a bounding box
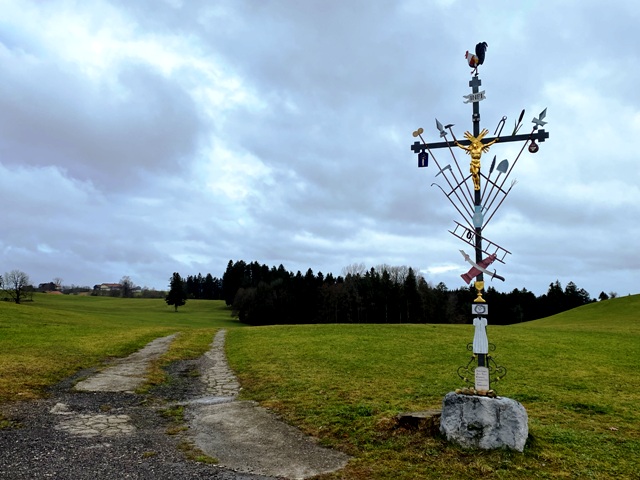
[448,221,511,264]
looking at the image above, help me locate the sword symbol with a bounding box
[459,250,505,284]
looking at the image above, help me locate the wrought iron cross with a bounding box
[410,73,549,392]
[411,74,548,280]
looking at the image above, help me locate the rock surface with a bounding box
[439,392,528,452]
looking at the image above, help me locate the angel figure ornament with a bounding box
[473,316,489,355]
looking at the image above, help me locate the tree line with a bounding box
[0,263,606,321]
[163,272,224,311]
[222,260,599,326]
[183,273,223,300]
[0,269,223,305]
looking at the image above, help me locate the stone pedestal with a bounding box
[439,392,528,452]
[396,410,441,436]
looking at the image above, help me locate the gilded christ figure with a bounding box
[455,129,498,190]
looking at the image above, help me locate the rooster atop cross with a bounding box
[465,42,488,75]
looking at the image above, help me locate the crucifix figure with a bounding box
[455,129,498,190]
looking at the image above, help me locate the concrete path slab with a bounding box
[191,401,349,480]
[200,329,241,398]
[51,401,136,437]
[74,334,177,393]
[187,330,350,479]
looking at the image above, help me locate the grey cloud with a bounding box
[0,0,637,297]
[0,52,203,191]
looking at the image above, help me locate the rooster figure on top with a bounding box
[465,42,488,75]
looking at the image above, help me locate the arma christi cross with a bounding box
[410,68,549,393]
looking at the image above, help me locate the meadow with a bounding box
[0,294,238,402]
[1,293,639,478]
[227,296,640,479]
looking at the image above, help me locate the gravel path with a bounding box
[0,334,271,480]
[0,330,349,480]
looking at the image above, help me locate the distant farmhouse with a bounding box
[38,282,59,292]
[98,283,122,293]
[92,283,142,297]
[37,282,144,296]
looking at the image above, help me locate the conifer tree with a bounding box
[165,272,186,312]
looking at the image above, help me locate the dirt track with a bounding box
[0,331,348,480]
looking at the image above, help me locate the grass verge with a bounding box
[0,295,240,403]
[226,295,640,479]
[139,328,220,393]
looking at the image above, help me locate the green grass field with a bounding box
[226,296,640,479]
[0,294,240,402]
[1,293,639,478]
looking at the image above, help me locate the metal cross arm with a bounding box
[410,129,549,154]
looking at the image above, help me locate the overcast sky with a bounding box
[0,0,638,297]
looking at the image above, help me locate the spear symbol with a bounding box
[438,121,474,202]
[414,126,474,218]
[436,118,447,138]
[484,179,518,228]
[482,158,508,211]
[532,108,547,128]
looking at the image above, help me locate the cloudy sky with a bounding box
[0,0,638,297]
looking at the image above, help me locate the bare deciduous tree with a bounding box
[341,262,366,277]
[375,264,422,284]
[1,270,32,304]
[120,276,135,298]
